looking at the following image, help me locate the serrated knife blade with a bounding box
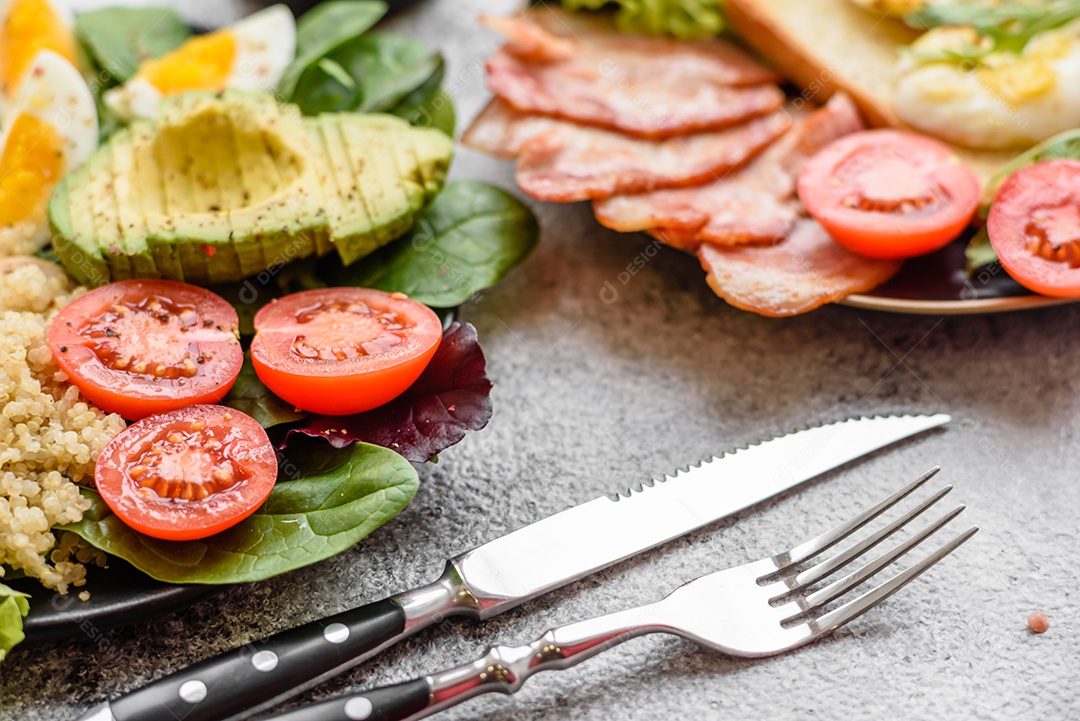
[456,413,951,613]
[80,414,948,721]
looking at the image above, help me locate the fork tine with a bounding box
[770,485,953,602]
[765,467,940,578]
[800,525,979,637]
[787,504,966,618]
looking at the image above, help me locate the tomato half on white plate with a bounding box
[95,404,277,541]
[987,159,1080,298]
[48,279,243,420]
[250,287,442,416]
[798,130,980,259]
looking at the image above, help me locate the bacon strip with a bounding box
[698,220,902,317]
[461,99,792,202]
[481,7,784,138]
[592,93,865,250]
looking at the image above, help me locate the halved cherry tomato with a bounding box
[250,288,442,416]
[48,280,243,420]
[94,405,277,541]
[798,130,980,259]
[987,159,1080,297]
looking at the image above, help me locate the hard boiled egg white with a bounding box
[0,0,79,112]
[104,4,297,121]
[895,20,1080,150]
[0,49,97,254]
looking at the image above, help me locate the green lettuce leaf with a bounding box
[984,128,1080,200]
[965,128,1080,274]
[965,227,998,275]
[74,7,191,83]
[906,1,1080,57]
[0,584,30,663]
[325,181,539,307]
[60,442,418,585]
[560,0,723,38]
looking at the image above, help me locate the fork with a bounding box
[263,468,976,721]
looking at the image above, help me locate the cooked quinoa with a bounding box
[0,259,125,593]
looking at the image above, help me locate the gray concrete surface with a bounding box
[2,1,1076,719]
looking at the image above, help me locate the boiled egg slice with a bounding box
[896,20,1080,150]
[0,49,97,254]
[104,4,296,121]
[0,0,80,112]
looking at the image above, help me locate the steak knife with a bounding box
[79,414,949,721]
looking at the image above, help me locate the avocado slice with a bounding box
[50,90,453,285]
[49,156,109,287]
[316,113,453,265]
[110,125,159,279]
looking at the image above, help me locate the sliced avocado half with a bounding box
[50,90,454,286]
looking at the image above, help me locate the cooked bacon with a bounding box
[481,7,784,138]
[698,220,902,317]
[461,100,792,202]
[479,14,574,62]
[592,93,865,249]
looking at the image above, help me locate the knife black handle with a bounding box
[264,679,433,721]
[110,597,409,721]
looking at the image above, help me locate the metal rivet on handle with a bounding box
[344,696,373,720]
[178,680,207,704]
[324,622,350,644]
[251,650,279,672]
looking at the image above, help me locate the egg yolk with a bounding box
[0,113,64,226]
[980,60,1055,104]
[139,32,238,94]
[0,0,77,99]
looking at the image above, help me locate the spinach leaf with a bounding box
[75,7,191,83]
[278,0,389,100]
[292,32,443,115]
[388,78,456,136]
[285,322,493,462]
[326,181,539,307]
[342,34,443,113]
[288,58,356,115]
[60,442,417,585]
[222,359,306,429]
[93,89,125,143]
[0,583,29,663]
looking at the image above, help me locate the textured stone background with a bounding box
[3,1,1076,719]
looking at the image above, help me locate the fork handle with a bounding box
[261,605,658,721]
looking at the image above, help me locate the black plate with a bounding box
[842,236,1074,315]
[8,561,217,645]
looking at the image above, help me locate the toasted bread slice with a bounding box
[724,0,1015,189]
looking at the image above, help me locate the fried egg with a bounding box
[895,20,1080,150]
[104,5,296,121]
[0,50,97,254]
[0,0,79,110]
